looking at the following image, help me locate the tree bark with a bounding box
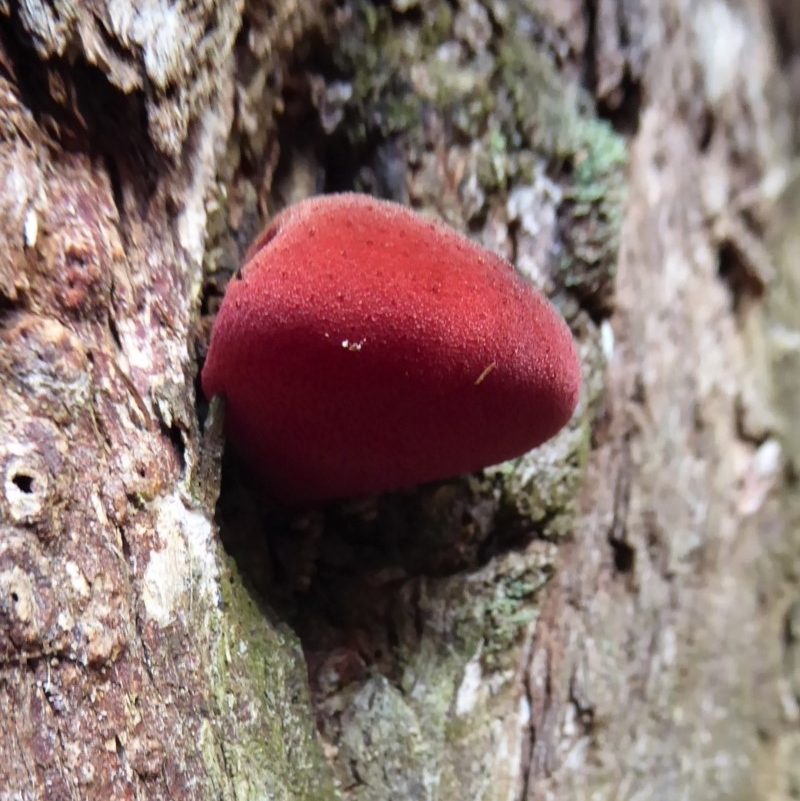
[0,1,798,800]
[0,2,336,799]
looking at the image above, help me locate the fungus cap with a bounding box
[202,193,581,504]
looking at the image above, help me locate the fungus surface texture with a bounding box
[202,193,581,504]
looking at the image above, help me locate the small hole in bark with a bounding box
[108,313,123,351]
[598,77,643,137]
[717,241,763,312]
[12,474,34,493]
[161,421,186,473]
[610,538,634,573]
[0,290,20,317]
[697,108,714,152]
[66,247,89,269]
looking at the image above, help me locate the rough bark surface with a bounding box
[0,2,336,799]
[0,1,798,801]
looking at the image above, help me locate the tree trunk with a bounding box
[0,1,797,800]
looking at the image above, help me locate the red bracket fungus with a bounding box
[202,193,581,505]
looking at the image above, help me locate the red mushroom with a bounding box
[202,193,581,505]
